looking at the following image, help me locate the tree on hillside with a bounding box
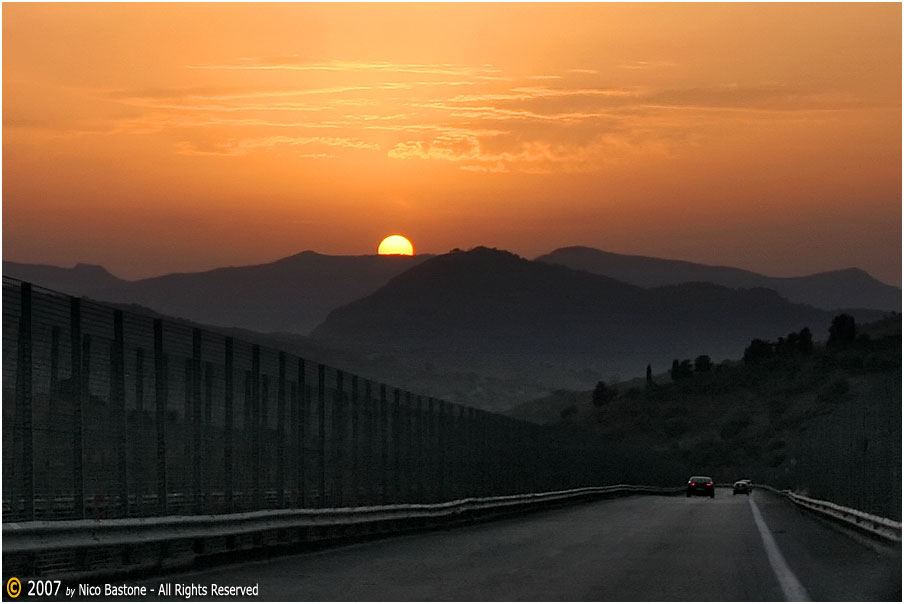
[694,355,713,372]
[646,364,653,387]
[744,327,815,365]
[671,359,694,381]
[798,327,814,353]
[743,338,773,364]
[592,381,617,407]
[828,314,856,349]
[776,328,814,356]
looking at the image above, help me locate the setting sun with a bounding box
[378,235,414,256]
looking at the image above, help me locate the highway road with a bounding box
[140,489,900,601]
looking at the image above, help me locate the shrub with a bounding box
[664,419,690,438]
[671,359,694,381]
[744,339,773,364]
[592,381,617,407]
[767,399,787,419]
[828,314,856,349]
[767,439,786,452]
[663,406,688,420]
[817,377,850,403]
[720,417,751,440]
[768,453,787,468]
[694,355,713,372]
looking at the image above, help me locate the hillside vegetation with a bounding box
[312,247,892,410]
[509,315,902,519]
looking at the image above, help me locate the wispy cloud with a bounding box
[387,135,567,174]
[186,57,502,78]
[19,57,878,176]
[175,135,377,156]
[386,128,659,175]
[618,60,677,70]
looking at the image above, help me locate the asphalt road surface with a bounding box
[139,488,900,601]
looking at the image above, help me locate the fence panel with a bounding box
[4,276,704,521]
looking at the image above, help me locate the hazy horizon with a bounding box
[3,243,901,288]
[3,3,901,285]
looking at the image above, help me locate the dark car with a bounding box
[733,479,752,495]
[687,475,715,498]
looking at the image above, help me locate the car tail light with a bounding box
[690,482,696,486]
[706,483,712,486]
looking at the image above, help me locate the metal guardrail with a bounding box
[3,484,682,579]
[7,482,898,581]
[784,490,901,542]
[758,484,901,543]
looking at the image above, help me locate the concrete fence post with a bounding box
[437,399,445,503]
[404,391,414,503]
[135,349,144,413]
[289,380,298,506]
[277,352,287,509]
[317,364,326,508]
[364,380,374,505]
[415,396,424,503]
[380,384,389,505]
[81,334,92,513]
[16,282,34,521]
[112,310,127,517]
[297,359,306,508]
[204,361,213,510]
[251,345,261,510]
[183,358,192,500]
[334,370,345,507]
[427,398,436,503]
[450,405,460,500]
[477,409,487,498]
[48,325,60,456]
[350,375,359,507]
[392,388,402,503]
[133,348,145,515]
[261,375,270,498]
[49,326,60,501]
[224,337,234,512]
[153,319,167,516]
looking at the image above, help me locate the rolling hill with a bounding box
[311,247,887,404]
[5,246,895,343]
[3,251,431,335]
[536,246,901,312]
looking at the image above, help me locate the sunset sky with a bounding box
[3,3,901,285]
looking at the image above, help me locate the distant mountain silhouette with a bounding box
[6,246,895,342]
[311,247,887,390]
[3,252,431,334]
[1,263,126,299]
[536,246,900,313]
[5,247,893,411]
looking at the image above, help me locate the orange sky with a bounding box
[3,3,901,285]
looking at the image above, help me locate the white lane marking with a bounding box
[749,496,811,601]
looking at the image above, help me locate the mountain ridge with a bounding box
[4,245,896,341]
[536,246,900,312]
[3,251,433,334]
[310,248,888,406]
